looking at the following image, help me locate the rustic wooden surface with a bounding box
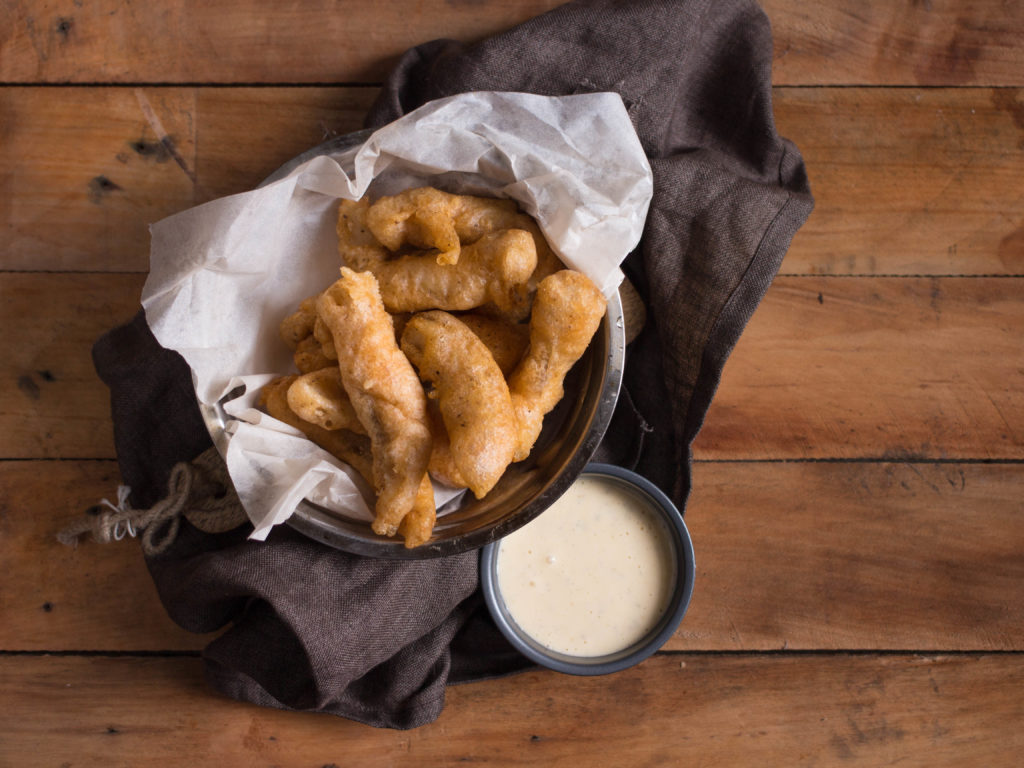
[2,1,1022,765]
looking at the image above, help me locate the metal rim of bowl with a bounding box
[479,463,696,675]
[199,131,626,559]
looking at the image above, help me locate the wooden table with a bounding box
[3,1,1023,764]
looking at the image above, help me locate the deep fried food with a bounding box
[260,375,374,483]
[369,228,537,315]
[456,313,530,377]
[263,188,601,547]
[507,270,606,461]
[312,316,338,361]
[293,334,333,373]
[264,375,432,548]
[401,311,517,499]
[316,267,433,538]
[397,473,436,548]
[279,296,318,350]
[424,398,467,489]
[366,187,465,265]
[337,198,390,270]
[363,187,564,317]
[286,367,366,434]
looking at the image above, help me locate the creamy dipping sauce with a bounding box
[495,474,676,657]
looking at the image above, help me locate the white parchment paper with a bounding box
[141,91,653,539]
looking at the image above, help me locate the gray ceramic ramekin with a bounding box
[480,463,695,675]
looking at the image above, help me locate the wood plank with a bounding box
[0,461,211,652]
[4,274,1021,460]
[194,87,377,201]
[0,272,143,459]
[776,87,1024,276]
[0,0,563,84]
[0,654,1021,766]
[0,86,374,271]
[4,86,1023,275]
[5,461,1021,652]
[768,0,1024,87]
[0,87,197,271]
[680,462,1024,651]
[2,1,1023,86]
[693,277,1024,460]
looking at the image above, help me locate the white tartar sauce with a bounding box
[495,474,675,657]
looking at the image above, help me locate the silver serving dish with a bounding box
[201,133,625,558]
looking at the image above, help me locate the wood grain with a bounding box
[0,461,213,652]
[0,88,197,271]
[0,272,143,459]
[681,461,1024,651]
[693,277,1024,461]
[2,1,1022,86]
[194,87,376,201]
[4,460,1020,652]
[768,0,1024,87]
[777,87,1024,276]
[0,86,374,271]
[4,86,1024,274]
[0,654,1021,766]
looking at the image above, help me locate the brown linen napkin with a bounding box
[91,0,812,729]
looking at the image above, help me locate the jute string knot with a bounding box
[58,447,247,556]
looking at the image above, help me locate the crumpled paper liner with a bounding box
[140,91,653,539]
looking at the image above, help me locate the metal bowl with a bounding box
[201,132,626,559]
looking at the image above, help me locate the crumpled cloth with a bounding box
[92,0,812,730]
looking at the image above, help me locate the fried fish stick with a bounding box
[456,313,530,377]
[398,473,436,548]
[425,395,467,489]
[316,268,433,538]
[279,296,319,350]
[369,229,537,315]
[337,198,390,270]
[457,207,563,320]
[457,207,563,286]
[365,187,564,282]
[260,376,374,484]
[402,311,517,499]
[293,335,333,373]
[263,376,432,548]
[508,270,607,461]
[313,316,338,361]
[366,187,465,265]
[286,367,366,434]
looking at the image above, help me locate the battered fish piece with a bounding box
[397,473,437,549]
[500,216,565,321]
[456,313,530,377]
[366,187,466,265]
[286,367,366,434]
[293,335,332,373]
[263,375,433,548]
[451,203,563,292]
[337,198,390,270]
[425,398,467,489]
[316,267,433,538]
[260,376,374,483]
[313,316,338,361]
[364,187,564,315]
[279,296,318,350]
[508,270,606,461]
[402,311,517,499]
[369,229,537,315]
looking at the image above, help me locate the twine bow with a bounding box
[58,447,247,556]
